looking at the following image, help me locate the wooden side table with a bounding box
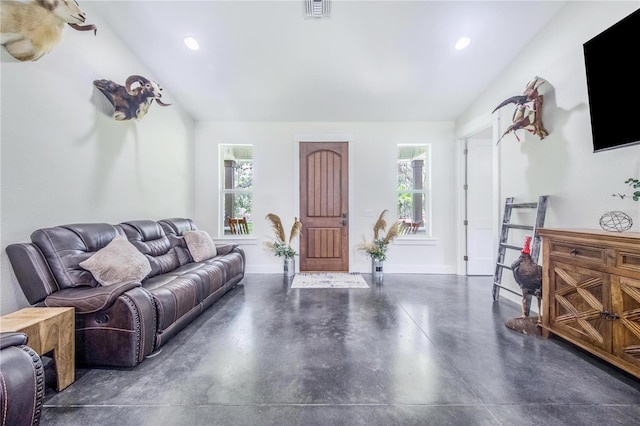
[0,307,75,390]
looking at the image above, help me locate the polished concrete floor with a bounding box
[41,274,640,425]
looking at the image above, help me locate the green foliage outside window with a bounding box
[396,144,429,235]
[231,161,253,220]
[222,145,253,234]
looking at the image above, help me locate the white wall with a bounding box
[458,1,640,230]
[456,1,640,301]
[194,121,457,274]
[0,5,195,314]
[4,1,638,315]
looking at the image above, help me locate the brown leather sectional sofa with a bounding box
[6,218,245,367]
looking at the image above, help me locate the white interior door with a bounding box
[466,138,494,275]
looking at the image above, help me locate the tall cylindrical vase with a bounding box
[284,257,295,277]
[372,258,383,278]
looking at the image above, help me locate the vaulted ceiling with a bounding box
[89,1,566,122]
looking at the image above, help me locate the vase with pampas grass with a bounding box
[356,209,399,278]
[265,213,303,276]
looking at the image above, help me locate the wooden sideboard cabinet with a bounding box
[538,228,640,379]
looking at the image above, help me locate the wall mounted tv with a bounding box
[583,8,640,152]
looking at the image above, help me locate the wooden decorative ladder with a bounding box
[492,195,548,301]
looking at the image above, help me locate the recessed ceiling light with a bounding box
[455,36,471,50]
[184,37,200,51]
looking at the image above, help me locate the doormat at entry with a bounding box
[291,273,369,289]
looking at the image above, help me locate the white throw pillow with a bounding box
[79,235,151,286]
[183,230,217,262]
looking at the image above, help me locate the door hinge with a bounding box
[463,148,468,155]
[463,255,469,261]
[463,220,468,226]
[463,184,468,191]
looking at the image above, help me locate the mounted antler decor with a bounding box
[492,76,549,144]
[1,0,97,62]
[93,75,172,121]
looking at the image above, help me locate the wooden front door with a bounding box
[299,142,349,272]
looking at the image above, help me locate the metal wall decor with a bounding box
[492,76,549,144]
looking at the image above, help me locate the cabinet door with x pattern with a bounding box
[611,275,640,370]
[549,260,612,352]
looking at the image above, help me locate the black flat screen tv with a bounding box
[583,8,640,152]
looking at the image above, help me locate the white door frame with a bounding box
[454,113,502,276]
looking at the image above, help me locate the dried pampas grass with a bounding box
[356,209,399,261]
[265,213,303,258]
[265,213,286,243]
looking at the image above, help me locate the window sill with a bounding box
[214,236,258,245]
[393,237,437,246]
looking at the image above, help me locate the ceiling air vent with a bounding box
[305,0,330,19]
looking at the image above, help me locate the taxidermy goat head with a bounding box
[492,76,549,144]
[94,75,172,121]
[0,0,97,61]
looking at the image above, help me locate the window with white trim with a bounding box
[397,144,431,237]
[220,145,253,235]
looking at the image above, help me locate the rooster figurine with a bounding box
[511,235,542,323]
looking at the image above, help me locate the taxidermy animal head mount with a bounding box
[492,76,549,144]
[93,75,172,121]
[0,0,97,62]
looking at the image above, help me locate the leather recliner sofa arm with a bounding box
[44,281,141,314]
[1,331,29,349]
[215,243,239,256]
[0,332,45,426]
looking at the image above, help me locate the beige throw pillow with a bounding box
[183,230,217,262]
[79,235,151,286]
